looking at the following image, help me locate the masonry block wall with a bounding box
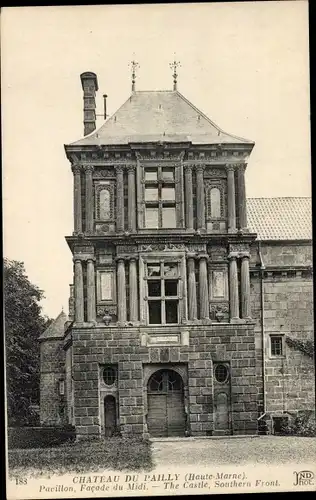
[71,324,258,439]
[250,242,314,417]
[40,339,65,425]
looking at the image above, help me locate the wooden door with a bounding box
[147,370,185,437]
[104,395,117,437]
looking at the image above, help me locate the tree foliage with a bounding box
[4,258,51,426]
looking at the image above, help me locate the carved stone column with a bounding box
[240,252,251,319]
[74,259,84,323]
[129,258,138,322]
[229,252,239,320]
[184,165,194,230]
[85,165,94,233]
[187,256,197,320]
[116,166,124,232]
[196,165,206,230]
[87,258,96,322]
[127,166,136,232]
[227,165,237,233]
[117,258,126,323]
[72,165,82,234]
[199,255,209,319]
[237,165,248,231]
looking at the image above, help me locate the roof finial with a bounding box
[169,54,181,91]
[129,58,139,92]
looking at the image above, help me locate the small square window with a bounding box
[148,281,161,297]
[145,168,158,181]
[164,263,178,278]
[270,335,283,356]
[162,168,175,180]
[147,264,161,277]
[161,187,175,201]
[145,186,158,201]
[165,280,178,296]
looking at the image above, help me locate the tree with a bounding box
[4,258,51,426]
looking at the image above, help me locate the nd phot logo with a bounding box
[293,471,314,487]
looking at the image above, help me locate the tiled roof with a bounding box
[70,90,253,146]
[39,310,68,340]
[247,197,312,241]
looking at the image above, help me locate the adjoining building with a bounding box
[40,70,314,439]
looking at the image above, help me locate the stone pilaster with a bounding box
[187,257,197,320]
[240,252,251,319]
[227,165,237,233]
[127,166,136,232]
[184,165,194,230]
[237,165,248,231]
[196,165,205,230]
[84,165,94,233]
[129,258,138,322]
[87,258,96,322]
[116,166,125,232]
[72,165,82,235]
[229,252,239,321]
[199,255,209,319]
[117,258,126,323]
[74,259,84,323]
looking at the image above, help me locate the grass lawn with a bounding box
[8,437,153,478]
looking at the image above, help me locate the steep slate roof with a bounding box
[70,90,253,146]
[39,310,68,340]
[247,197,312,241]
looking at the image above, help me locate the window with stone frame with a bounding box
[145,261,181,324]
[270,335,284,357]
[205,178,227,232]
[144,167,177,228]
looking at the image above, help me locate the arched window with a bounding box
[99,189,110,220]
[210,187,221,218]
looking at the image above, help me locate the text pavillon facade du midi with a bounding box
[39,71,313,439]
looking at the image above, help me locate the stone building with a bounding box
[39,71,314,439]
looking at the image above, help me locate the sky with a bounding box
[2,2,311,319]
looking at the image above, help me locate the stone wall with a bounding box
[250,240,314,417]
[40,339,65,425]
[71,323,258,439]
[260,243,312,267]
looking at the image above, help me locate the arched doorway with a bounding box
[104,395,117,437]
[147,369,185,437]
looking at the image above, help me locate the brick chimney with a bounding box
[80,72,99,136]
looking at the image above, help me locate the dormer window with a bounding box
[144,167,176,228]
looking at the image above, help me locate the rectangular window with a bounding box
[162,206,176,228]
[270,335,284,356]
[149,301,161,324]
[145,207,159,228]
[144,166,177,228]
[146,261,180,325]
[165,301,178,323]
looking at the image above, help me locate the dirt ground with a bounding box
[151,435,316,467]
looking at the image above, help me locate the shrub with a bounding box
[8,425,76,449]
[281,411,316,437]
